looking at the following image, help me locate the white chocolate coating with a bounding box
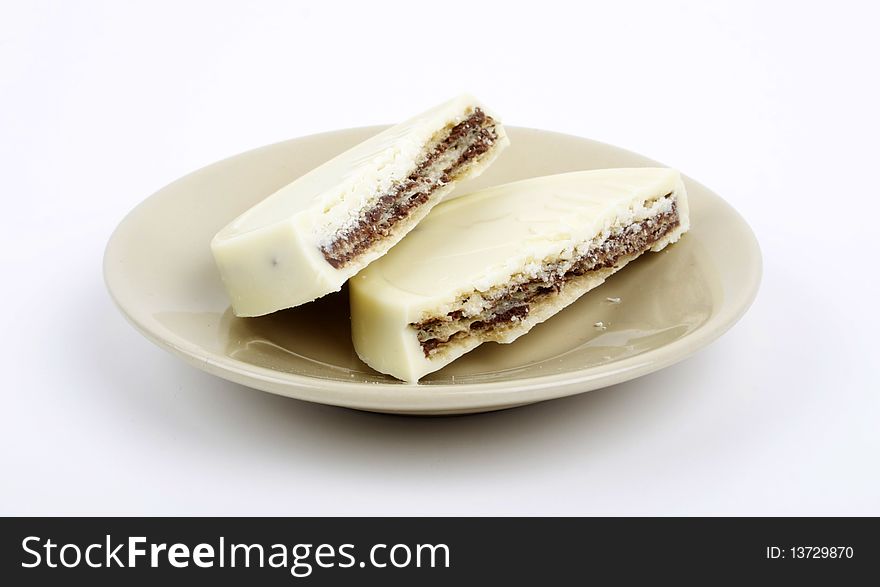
[211,94,509,317]
[350,168,689,382]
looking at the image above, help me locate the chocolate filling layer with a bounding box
[413,201,680,357]
[320,109,498,268]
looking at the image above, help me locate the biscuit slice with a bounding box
[212,94,508,317]
[350,168,690,382]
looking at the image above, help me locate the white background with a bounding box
[2,0,878,515]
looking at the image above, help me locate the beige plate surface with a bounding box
[104,127,761,415]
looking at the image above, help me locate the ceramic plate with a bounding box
[104,127,761,414]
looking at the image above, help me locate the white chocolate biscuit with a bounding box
[212,94,509,317]
[350,168,690,382]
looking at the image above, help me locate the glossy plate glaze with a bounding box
[104,127,761,414]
